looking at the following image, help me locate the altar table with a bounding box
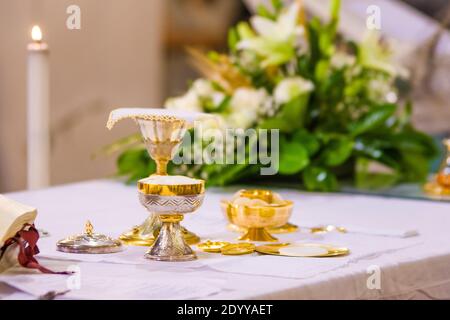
[1,179,450,300]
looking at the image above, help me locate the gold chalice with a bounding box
[220,189,293,242]
[107,108,209,261]
[138,176,204,261]
[117,114,200,246]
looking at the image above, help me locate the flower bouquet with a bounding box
[110,0,438,192]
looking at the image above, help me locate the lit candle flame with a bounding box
[31,25,43,42]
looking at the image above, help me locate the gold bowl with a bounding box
[138,178,205,261]
[220,192,293,242]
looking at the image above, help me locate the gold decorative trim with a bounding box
[138,180,205,196]
[227,199,294,210]
[107,114,186,130]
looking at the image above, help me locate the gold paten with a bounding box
[254,243,290,254]
[221,243,256,255]
[197,240,231,253]
[256,243,349,257]
[256,243,350,258]
[220,189,294,242]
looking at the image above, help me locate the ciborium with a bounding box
[226,189,298,234]
[424,138,450,198]
[107,108,209,261]
[220,189,293,242]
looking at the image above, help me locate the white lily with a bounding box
[226,88,269,129]
[165,90,202,112]
[274,76,314,105]
[359,30,408,78]
[237,2,305,67]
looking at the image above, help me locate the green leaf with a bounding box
[319,137,354,167]
[259,94,310,132]
[271,0,283,13]
[349,104,396,136]
[391,129,439,159]
[315,60,330,83]
[292,130,320,156]
[216,96,231,113]
[228,28,239,53]
[330,0,341,22]
[279,141,309,175]
[399,152,429,182]
[302,166,338,191]
[257,4,275,20]
[117,148,155,183]
[353,137,398,169]
[355,157,398,189]
[236,22,255,40]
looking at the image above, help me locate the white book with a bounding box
[0,195,37,248]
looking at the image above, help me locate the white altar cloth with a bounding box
[1,179,450,300]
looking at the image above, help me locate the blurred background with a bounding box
[0,0,449,192]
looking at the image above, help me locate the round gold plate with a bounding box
[197,241,231,253]
[221,243,256,255]
[256,243,349,257]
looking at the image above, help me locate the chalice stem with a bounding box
[156,160,169,176]
[146,214,196,261]
[239,227,278,242]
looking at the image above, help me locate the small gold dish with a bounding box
[221,243,256,255]
[310,225,347,234]
[220,189,294,242]
[256,243,349,257]
[197,240,231,253]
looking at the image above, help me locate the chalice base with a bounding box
[145,218,197,261]
[228,223,298,234]
[119,214,200,246]
[239,227,278,242]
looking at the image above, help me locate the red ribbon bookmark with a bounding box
[1,224,71,275]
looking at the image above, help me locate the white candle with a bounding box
[27,25,50,189]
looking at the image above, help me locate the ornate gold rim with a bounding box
[221,199,294,210]
[107,114,187,130]
[138,180,205,196]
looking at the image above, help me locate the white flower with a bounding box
[193,79,226,110]
[165,79,225,112]
[331,52,356,68]
[273,77,314,105]
[165,90,202,112]
[192,79,215,97]
[359,30,408,78]
[226,88,269,129]
[237,3,305,67]
[251,2,303,42]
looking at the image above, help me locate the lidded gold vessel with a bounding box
[424,138,450,198]
[220,189,294,242]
